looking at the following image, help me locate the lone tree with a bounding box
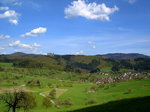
[0,89,36,112]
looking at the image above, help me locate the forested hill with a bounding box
[9,52,150,60]
[0,52,150,73]
[96,53,150,60]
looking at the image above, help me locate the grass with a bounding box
[101,67,135,73]
[0,87,35,93]
[101,67,112,72]
[0,62,150,112]
[120,68,135,72]
[0,73,150,112]
[40,88,68,98]
[0,62,13,68]
[69,96,150,112]
[0,74,150,112]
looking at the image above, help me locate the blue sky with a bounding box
[0,0,150,55]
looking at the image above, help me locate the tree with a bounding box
[49,89,57,99]
[0,65,4,71]
[134,58,150,71]
[120,60,133,69]
[18,92,36,112]
[112,65,120,72]
[90,68,100,73]
[0,89,36,112]
[13,59,44,68]
[26,79,42,87]
[88,59,100,70]
[43,97,52,108]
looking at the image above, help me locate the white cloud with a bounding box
[92,45,96,49]
[9,19,18,25]
[0,10,17,18]
[14,49,19,52]
[65,0,119,21]
[0,0,22,6]
[32,43,40,47]
[74,50,84,55]
[0,47,5,50]
[9,41,40,51]
[0,10,19,25]
[0,52,7,55]
[21,27,47,37]
[128,0,136,4]
[39,52,47,55]
[1,0,16,3]
[88,41,96,49]
[0,34,11,39]
[0,7,9,10]
[13,2,22,6]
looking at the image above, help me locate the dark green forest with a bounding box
[0,54,150,73]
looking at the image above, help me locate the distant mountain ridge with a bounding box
[10,52,27,56]
[8,52,150,60]
[96,53,150,60]
[10,52,39,56]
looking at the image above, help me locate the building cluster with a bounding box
[95,72,150,85]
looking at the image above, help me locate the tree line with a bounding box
[0,55,150,73]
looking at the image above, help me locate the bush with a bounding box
[111,83,116,87]
[98,84,105,88]
[43,97,53,108]
[124,88,133,94]
[49,89,57,99]
[86,99,97,105]
[104,85,110,90]
[0,66,4,71]
[63,82,73,87]
[90,85,99,92]
[85,85,99,93]
[26,79,42,87]
[56,99,73,106]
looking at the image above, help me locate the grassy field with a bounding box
[0,62,13,68]
[0,76,150,112]
[70,96,150,112]
[0,62,150,112]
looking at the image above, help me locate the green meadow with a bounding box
[0,55,150,112]
[0,62,150,112]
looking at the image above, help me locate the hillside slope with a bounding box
[97,53,150,60]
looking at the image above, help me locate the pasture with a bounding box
[0,62,150,112]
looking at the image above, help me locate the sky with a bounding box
[0,0,150,55]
